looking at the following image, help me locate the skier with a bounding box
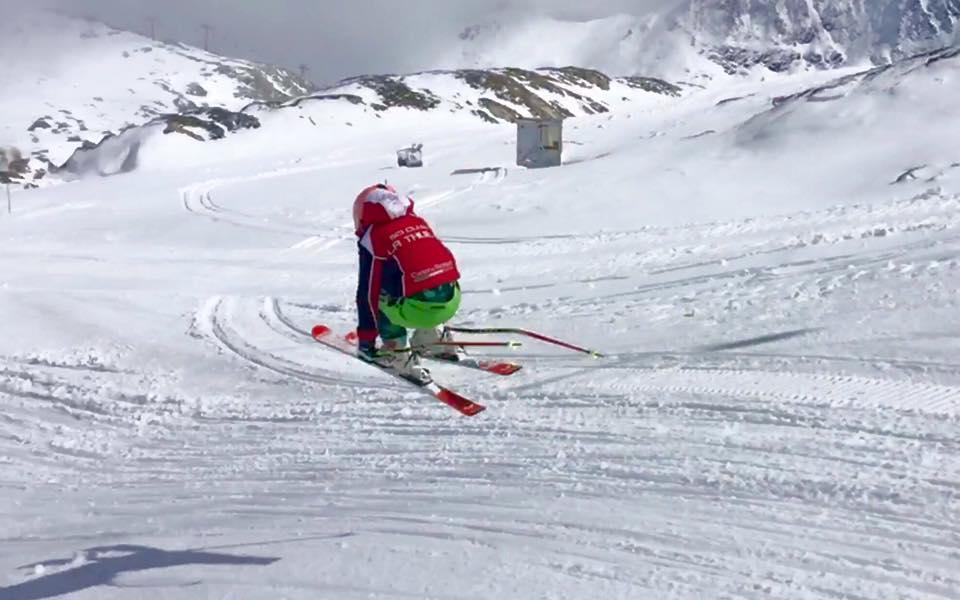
[353,182,462,381]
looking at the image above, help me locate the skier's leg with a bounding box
[374,260,430,381]
[378,309,407,350]
[378,258,408,350]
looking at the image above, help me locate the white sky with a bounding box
[5,0,683,85]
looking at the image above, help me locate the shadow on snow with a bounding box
[3,544,279,600]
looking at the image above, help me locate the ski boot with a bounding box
[411,326,464,362]
[359,341,432,385]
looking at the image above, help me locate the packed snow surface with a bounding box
[1,52,960,599]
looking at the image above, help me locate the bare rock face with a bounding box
[185,82,208,97]
[159,107,260,141]
[682,0,960,73]
[343,76,443,112]
[0,146,43,188]
[330,67,680,124]
[0,147,25,175]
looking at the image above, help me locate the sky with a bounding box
[6,0,682,86]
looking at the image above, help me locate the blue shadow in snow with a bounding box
[697,327,823,352]
[2,544,279,600]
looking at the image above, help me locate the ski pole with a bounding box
[344,331,520,350]
[433,341,521,348]
[446,326,604,358]
[380,341,521,354]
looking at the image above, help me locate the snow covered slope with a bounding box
[1,10,687,189]
[1,29,959,599]
[446,1,960,80]
[0,10,312,183]
[20,65,681,188]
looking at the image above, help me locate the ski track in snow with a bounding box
[5,181,960,598]
[5,184,960,598]
[4,112,960,600]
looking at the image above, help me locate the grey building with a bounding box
[516,118,563,168]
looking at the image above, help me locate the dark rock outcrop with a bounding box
[342,76,442,111]
[619,77,683,96]
[28,117,52,131]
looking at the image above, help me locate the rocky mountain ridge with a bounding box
[684,0,960,73]
[449,1,960,78]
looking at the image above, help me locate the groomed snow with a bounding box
[1,48,959,600]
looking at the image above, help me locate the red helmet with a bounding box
[353,183,413,234]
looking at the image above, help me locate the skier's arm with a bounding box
[356,234,384,344]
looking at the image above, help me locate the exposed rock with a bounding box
[287,66,683,124]
[471,109,500,124]
[345,75,442,111]
[683,0,960,72]
[213,62,314,103]
[458,69,573,120]
[28,117,52,131]
[245,93,366,112]
[163,119,207,142]
[478,98,523,122]
[618,77,682,96]
[1,146,38,186]
[505,68,609,113]
[161,107,260,141]
[173,95,198,112]
[185,82,208,97]
[683,129,717,140]
[708,46,807,74]
[716,94,754,106]
[893,165,927,184]
[546,66,612,90]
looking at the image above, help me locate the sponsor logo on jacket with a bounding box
[411,261,455,283]
[389,223,435,253]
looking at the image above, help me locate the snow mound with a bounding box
[736,45,960,159]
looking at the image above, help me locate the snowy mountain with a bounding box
[276,67,682,124]
[685,0,960,72]
[3,4,960,600]
[0,10,692,189]
[11,61,681,187]
[13,1,959,190]
[0,10,313,186]
[29,65,681,187]
[446,1,960,79]
[3,32,960,598]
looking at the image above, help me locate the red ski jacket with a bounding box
[354,184,460,342]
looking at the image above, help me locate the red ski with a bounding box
[436,356,521,376]
[311,325,485,417]
[342,331,522,376]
